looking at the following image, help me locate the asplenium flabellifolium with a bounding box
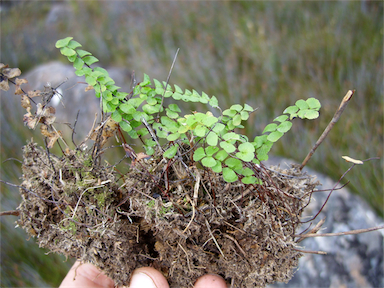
[56,37,321,184]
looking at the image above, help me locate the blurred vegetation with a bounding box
[1,1,382,287]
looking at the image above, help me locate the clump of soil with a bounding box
[17,138,319,287]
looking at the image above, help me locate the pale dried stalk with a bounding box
[300,90,354,170]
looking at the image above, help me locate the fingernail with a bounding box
[130,272,157,288]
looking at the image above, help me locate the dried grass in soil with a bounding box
[17,140,319,287]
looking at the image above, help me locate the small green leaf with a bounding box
[127,129,138,139]
[205,146,219,156]
[55,37,73,48]
[154,79,163,89]
[161,116,175,127]
[226,119,235,130]
[116,92,129,99]
[174,84,183,93]
[243,103,254,112]
[220,142,236,153]
[303,110,319,119]
[60,47,76,57]
[145,146,155,156]
[236,151,254,162]
[164,145,178,159]
[85,75,97,86]
[145,94,157,105]
[145,138,156,147]
[206,132,218,146]
[73,57,84,70]
[222,132,240,142]
[76,49,92,58]
[67,54,77,62]
[102,90,113,101]
[193,147,206,161]
[75,69,86,76]
[119,103,136,114]
[289,113,298,120]
[256,151,269,161]
[137,127,149,136]
[194,125,207,137]
[111,111,122,123]
[238,142,255,153]
[212,123,225,133]
[140,73,151,86]
[295,99,309,110]
[103,100,117,113]
[223,167,238,183]
[166,109,179,119]
[204,116,218,127]
[262,123,278,134]
[240,167,254,176]
[267,131,284,142]
[283,105,299,115]
[168,104,181,112]
[167,133,180,141]
[201,92,210,102]
[209,96,219,108]
[172,92,182,100]
[225,158,242,170]
[241,176,258,184]
[110,97,119,105]
[128,97,144,108]
[119,121,132,132]
[253,135,268,148]
[67,40,82,49]
[193,112,206,122]
[223,109,237,117]
[106,84,121,92]
[233,114,242,126]
[273,115,289,123]
[298,109,309,119]
[215,150,229,161]
[202,157,217,168]
[211,162,223,173]
[306,98,321,110]
[230,104,243,112]
[256,140,273,156]
[143,104,161,114]
[276,121,293,133]
[141,86,153,94]
[178,124,189,134]
[240,111,249,121]
[83,55,99,66]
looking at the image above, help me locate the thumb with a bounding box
[127,267,169,288]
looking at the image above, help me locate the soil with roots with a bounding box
[17,139,319,288]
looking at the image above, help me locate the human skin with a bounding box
[59,260,228,288]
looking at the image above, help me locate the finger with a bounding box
[59,260,115,288]
[128,267,169,288]
[194,274,228,288]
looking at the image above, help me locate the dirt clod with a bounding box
[17,139,319,287]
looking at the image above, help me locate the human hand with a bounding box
[59,260,227,288]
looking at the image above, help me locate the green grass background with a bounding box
[1,1,382,287]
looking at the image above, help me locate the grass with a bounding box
[1,1,382,287]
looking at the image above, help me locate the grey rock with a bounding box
[266,157,383,288]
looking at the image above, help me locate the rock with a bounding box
[266,157,383,288]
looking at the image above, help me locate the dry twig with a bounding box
[300,90,354,170]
